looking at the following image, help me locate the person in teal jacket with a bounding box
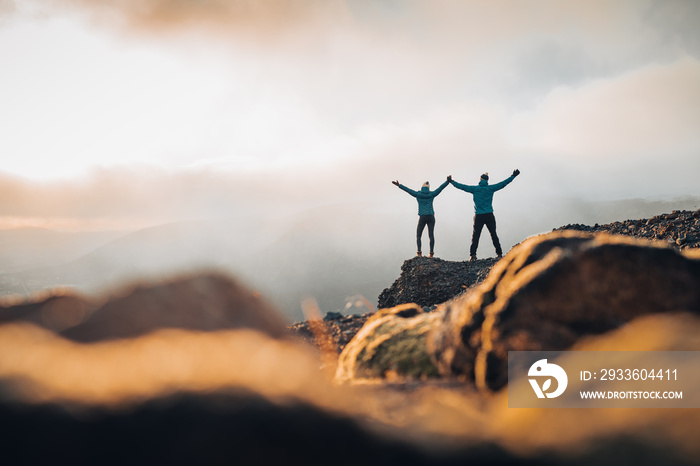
[450,169,520,261]
[392,176,451,257]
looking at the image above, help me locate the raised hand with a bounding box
[512,169,520,177]
[392,180,400,186]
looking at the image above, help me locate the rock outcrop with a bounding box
[377,257,496,309]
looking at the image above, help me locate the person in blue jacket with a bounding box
[392,176,451,257]
[450,169,520,261]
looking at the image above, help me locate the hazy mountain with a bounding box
[1,221,253,296]
[0,228,127,274]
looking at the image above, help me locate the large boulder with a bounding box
[335,304,441,382]
[428,231,700,390]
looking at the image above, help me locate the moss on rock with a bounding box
[335,304,440,382]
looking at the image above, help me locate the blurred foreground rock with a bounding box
[338,231,700,390]
[0,275,557,466]
[0,273,287,341]
[2,303,700,464]
[3,268,700,464]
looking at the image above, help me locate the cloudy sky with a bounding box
[1,0,700,231]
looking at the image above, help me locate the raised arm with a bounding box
[431,179,450,197]
[450,179,476,193]
[393,181,419,197]
[489,169,520,191]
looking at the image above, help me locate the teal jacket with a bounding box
[398,180,449,215]
[451,176,515,214]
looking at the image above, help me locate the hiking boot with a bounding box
[470,255,477,262]
[429,252,434,258]
[497,254,503,259]
[417,251,422,257]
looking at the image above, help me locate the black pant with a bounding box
[470,212,502,257]
[417,215,435,253]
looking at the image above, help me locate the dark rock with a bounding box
[559,210,700,251]
[377,257,497,310]
[287,313,373,354]
[427,231,700,391]
[324,311,343,321]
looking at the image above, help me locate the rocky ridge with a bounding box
[557,209,700,249]
[377,256,497,309]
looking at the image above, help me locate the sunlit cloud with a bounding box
[28,0,353,45]
[0,0,698,241]
[511,58,700,161]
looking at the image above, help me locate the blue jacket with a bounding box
[451,176,515,214]
[398,180,449,215]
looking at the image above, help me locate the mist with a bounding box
[1,0,700,319]
[1,166,698,320]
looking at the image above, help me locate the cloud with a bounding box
[3,0,700,223]
[644,0,700,56]
[31,1,680,58]
[0,0,14,16]
[511,58,700,162]
[0,161,404,231]
[0,168,270,229]
[43,0,351,41]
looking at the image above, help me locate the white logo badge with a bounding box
[528,359,568,398]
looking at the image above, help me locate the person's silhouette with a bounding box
[392,176,451,257]
[450,170,520,260]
